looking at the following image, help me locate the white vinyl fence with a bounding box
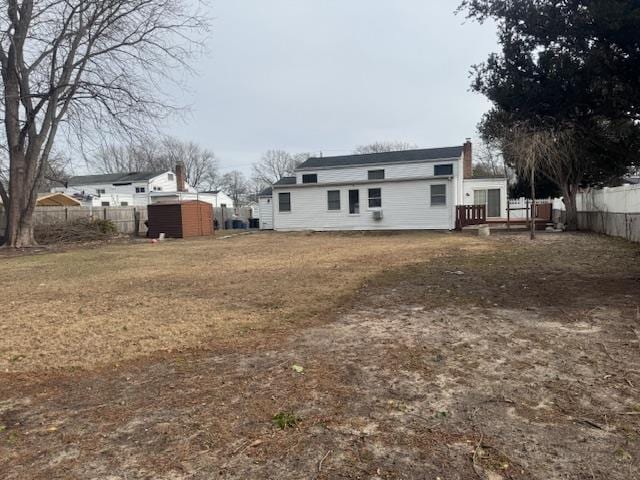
[553,185,640,242]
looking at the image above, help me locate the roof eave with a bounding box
[295,156,462,172]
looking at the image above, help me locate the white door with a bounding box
[259,198,273,230]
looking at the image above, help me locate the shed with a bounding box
[147,200,214,239]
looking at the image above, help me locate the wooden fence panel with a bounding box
[0,205,148,236]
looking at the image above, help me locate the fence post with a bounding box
[133,208,140,237]
[103,208,107,220]
[65,207,68,222]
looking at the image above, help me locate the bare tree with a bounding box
[159,137,220,190]
[0,1,207,247]
[252,150,304,186]
[354,141,418,154]
[221,170,249,207]
[90,137,220,190]
[500,124,557,239]
[473,142,512,180]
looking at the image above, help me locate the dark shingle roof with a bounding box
[258,187,273,197]
[274,176,297,186]
[297,146,464,170]
[67,171,166,186]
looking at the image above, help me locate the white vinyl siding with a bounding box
[273,179,453,231]
[464,178,509,218]
[259,196,273,229]
[296,159,460,185]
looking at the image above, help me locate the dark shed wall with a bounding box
[147,204,183,238]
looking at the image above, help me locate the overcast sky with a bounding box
[165,1,498,174]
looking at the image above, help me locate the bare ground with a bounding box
[1,231,639,479]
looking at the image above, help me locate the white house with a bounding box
[260,141,508,231]
[53,163,235,208]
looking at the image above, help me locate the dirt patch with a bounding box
[0,232,639,479]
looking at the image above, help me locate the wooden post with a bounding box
[133,208,140,237]
[530,165,536,240]
[103,207,107,220]
[65,207,68,222]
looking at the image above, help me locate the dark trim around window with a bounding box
[279,192,291,212]
[368,188,382,208]
[368,169,385,180]
[327,190,341,210]
[302,174,318,184]
[434,164,453,176]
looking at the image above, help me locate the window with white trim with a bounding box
[327,190,341,210]
[368,188,382,208]
[430,184,447,206]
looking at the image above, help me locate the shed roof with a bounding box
[296,146,464,170]
[67,171,166,186]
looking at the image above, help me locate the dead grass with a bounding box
[0,231,487,372]
[1,231,639,479]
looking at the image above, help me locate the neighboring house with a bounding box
[53,170,186,206]
[259,140,508,231]
[53,163,235,208]
[151,190,235,208]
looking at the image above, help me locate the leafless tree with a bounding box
[0,0,207,247]
[221,170,249,207]
[90,137,220,190]
[473,142,512,180]
[500,124,558,239]
[354,141,418,154]
[252,150,304,187]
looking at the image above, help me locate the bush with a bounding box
[35,219,118,244]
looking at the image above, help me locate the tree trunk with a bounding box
[563,184,579,231]
[530,165,536,240]
[3,152,39,248]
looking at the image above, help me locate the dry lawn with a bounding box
[0,231,482,372]
[1,231,640,480]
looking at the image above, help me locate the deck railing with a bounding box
[455,205,487,230]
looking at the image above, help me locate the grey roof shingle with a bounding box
[273,176,297,186]
[67,171,166,186]
[258,187,273,197]
[297,146,464,170]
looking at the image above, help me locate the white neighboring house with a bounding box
[151,190,234,208]
[53,165,235,208]
[259,141,508,231]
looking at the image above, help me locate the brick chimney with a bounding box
[175,161,186,192]
[463,138,473,179]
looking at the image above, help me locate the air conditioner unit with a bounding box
[372,210,383,221]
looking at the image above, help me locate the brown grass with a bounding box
[0,231,488,372]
